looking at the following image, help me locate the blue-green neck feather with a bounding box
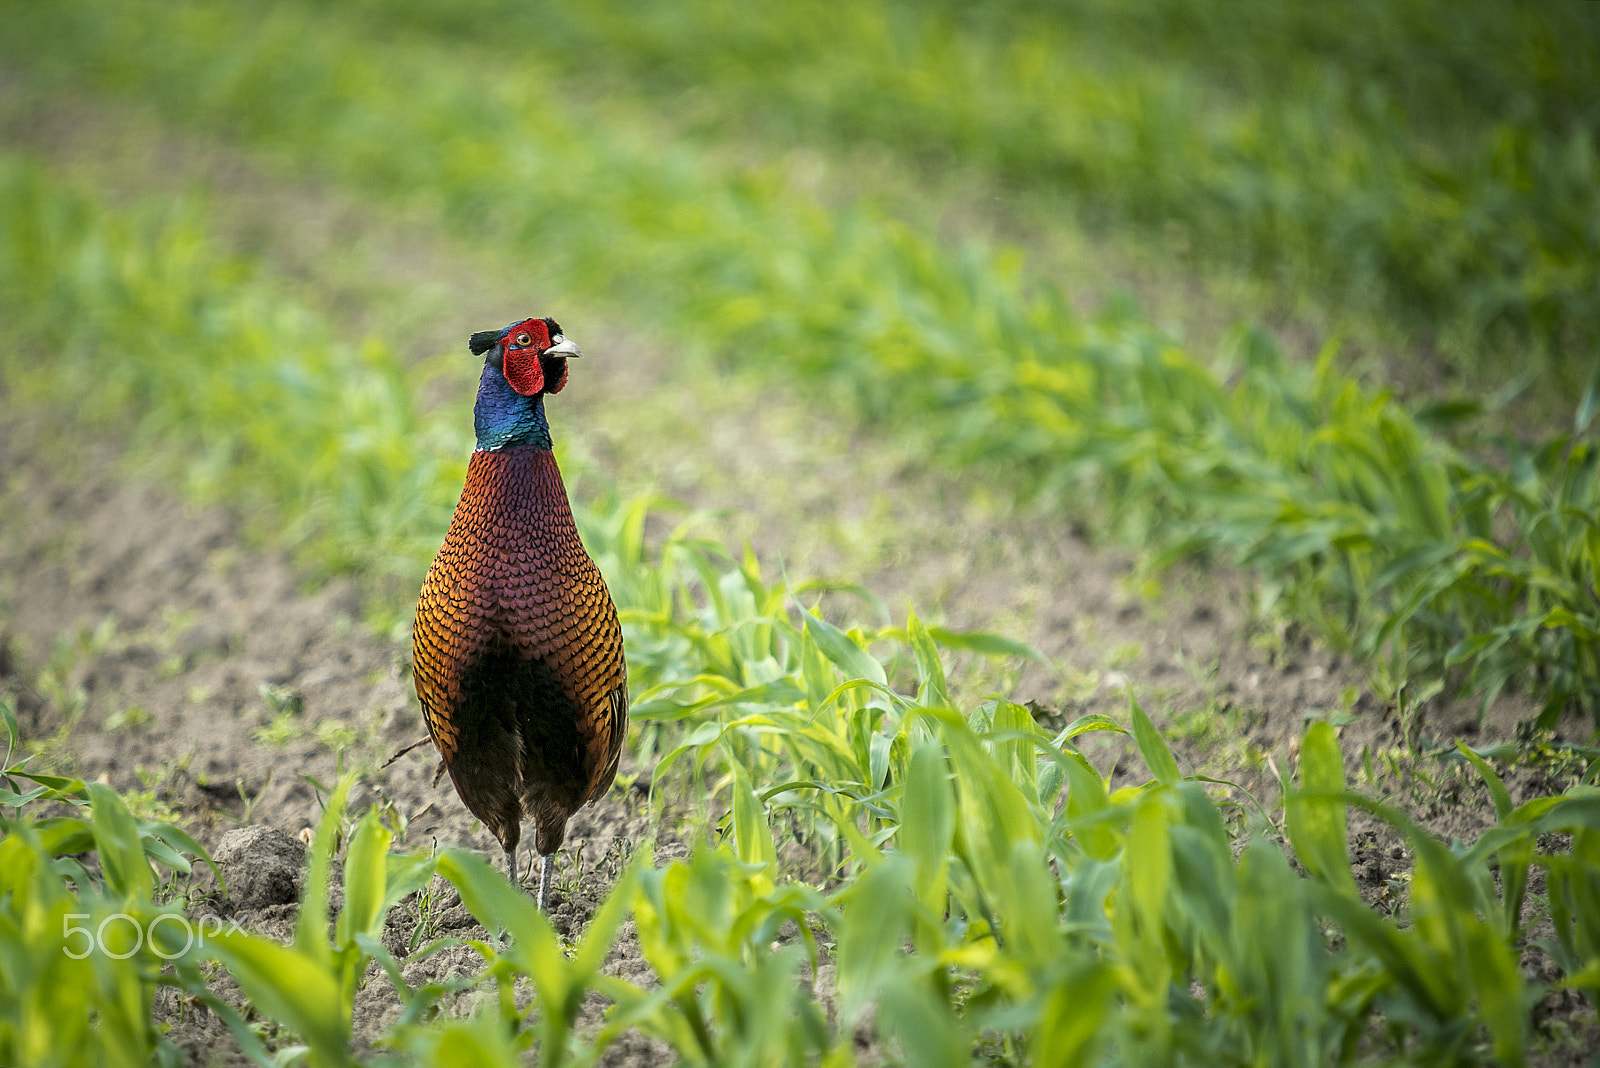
[474,362,551,451]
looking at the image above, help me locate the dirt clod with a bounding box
[213,826,306,910]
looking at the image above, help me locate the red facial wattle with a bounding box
[501,318,554,396]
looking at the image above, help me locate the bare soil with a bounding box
[1,85,1594,1064]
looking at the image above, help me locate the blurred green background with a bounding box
[3,0,1596,718]
[7,0,1599,397]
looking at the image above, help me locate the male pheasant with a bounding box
[412,317,627,910]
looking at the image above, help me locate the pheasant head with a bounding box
[469,316,583,451]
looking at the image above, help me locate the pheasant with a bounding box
[411,316,628,910]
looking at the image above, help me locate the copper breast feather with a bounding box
[412,446,627,859]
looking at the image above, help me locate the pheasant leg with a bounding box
[537,853,554,912]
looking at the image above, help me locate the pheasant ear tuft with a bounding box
[468,330,503,356]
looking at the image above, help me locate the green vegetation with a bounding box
[6,620,1600,1063]
[3,0,1600,1061]
[1,148,1598,1064]
[0,698,228,1066]
[13,0,1600,395]
[5,0,1596,721]
[365,0,1600,392]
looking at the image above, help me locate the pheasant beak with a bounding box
[544,334,582,359]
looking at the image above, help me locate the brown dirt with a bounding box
[1,84,1595,1064]
[0,408,680,1064]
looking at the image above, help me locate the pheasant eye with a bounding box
[515,332,532,346]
